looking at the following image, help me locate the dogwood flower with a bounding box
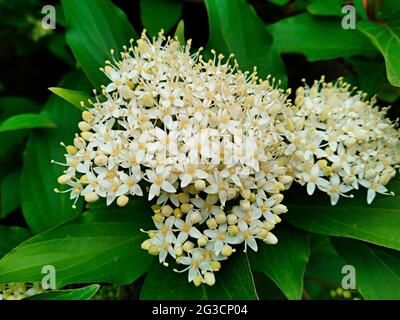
[285,78,400,205]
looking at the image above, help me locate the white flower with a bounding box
[55,31,295,286]
[236,220,260,252]
[286,79,400,205]
[175,248,208,283]
[301,164,328,195]
[204,224,239,255]
[322,174,353,206]
[146,168,176,200]
[359,176,393,204]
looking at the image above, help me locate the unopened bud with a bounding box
[181,203,193,213]
[66,145,78,155]
[227,213,238,225]
[264,232,278,245]
[82,111,94,123]
[161,205,173,217]
[148,245,160,256]
[194,179,206,191]
[117,195,129,207]
[94,155,108,166]
[204,272,216,286]
[272,204,287,215]
[206,218,218,229]
[141,239,152,250]
[78,121,91,132]
[189,211,202,224]
[182,241,194,252]
[85,192,99,203]
[221,245,234,257]
[57,174,70,184]
[215,212,226,224]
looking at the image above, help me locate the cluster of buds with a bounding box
[0,283,44,300]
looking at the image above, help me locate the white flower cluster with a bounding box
[55,32,400,286]
[0,283,44,300]
[55,31,291,286]
[284,78,400,205]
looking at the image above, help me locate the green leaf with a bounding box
[0,96,40,121]
[0,200,154,287]
[21,72,90,234]
[358,20,400,87]
[141,252,258,300]
[28,284,100,300]
[348,57,400,103]
[0,114,56,133]
[379,0,400,20]
[267,0,290,5]
[306,235,345,285]
[49,87,91,111]
[0,131,27,180]
[140,0,183,36]
[249,226,310,300]
[268,13,376,61]
[0,226,31,259]
[353,0,368,19]
[48,34,75,66]
[62,0,138,88]
[285,176,400,251]
[252,271,287,300]
[174,20,185,46]
[205,0,287,86]
[1,170,21,218]
[332,238,400,299]
[307,0,343,17]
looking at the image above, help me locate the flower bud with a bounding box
[228,225,239,236]
[148,245,160,256]
[182,241,194,253]
[85,192,99,203]
[272,204,288,215]
[177,192,190,203]
[193,274,203,287]
[264,232,278,245]
[117,195,129,207]
[181,203,193,213]
[240,199,251,211]
[66,145,78,155]
[78,121,91,132]
[226,213,238,225]
[82,111,94,123]
[206,218,218,229]
[141,239,152,250]
[161,205,173,217]
[57,174,70,184]
[189,211,202,224]
[94,154,108,166]
[197,236,208,247]
[221,245,234,257]
[263,220,275,231]
[81,131,93,141]
[215,212,226,224]
[204,272,216,286]
[194,179,206,191]
[211,260,221,271]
